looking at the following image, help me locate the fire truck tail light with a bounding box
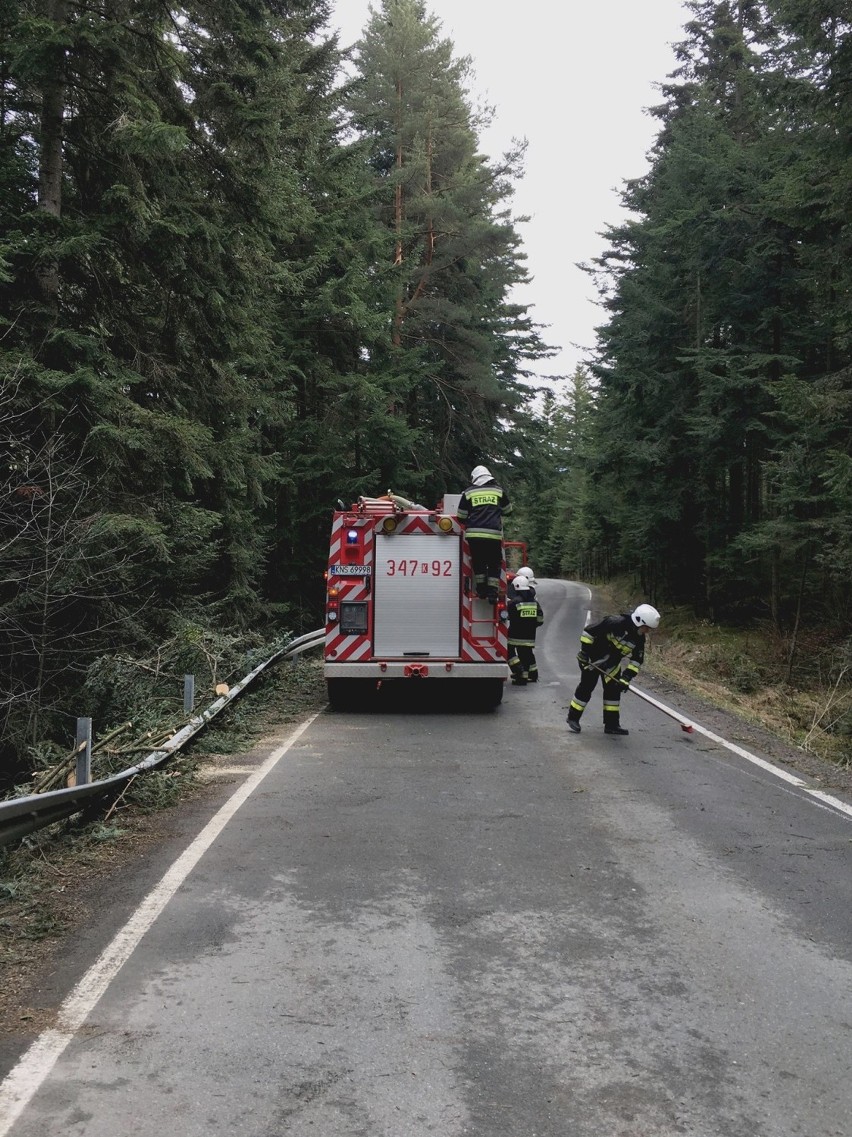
[346,529,359,544]
[438,516,454,532]
[328,585,340,598]
[327,611,338,623]
[382,517,397,533]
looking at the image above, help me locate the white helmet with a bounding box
[470,464,493,486]
[512,575,531,591]
[631,603,660,629]
[516,566,534,580]
[525,576,538,589]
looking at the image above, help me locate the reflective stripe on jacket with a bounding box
[457,481,511,540]
[579,613,644,677]
[507,598,543,646]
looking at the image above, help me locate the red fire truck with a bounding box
[323,492,509,710]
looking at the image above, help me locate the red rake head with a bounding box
[681,723,694,733]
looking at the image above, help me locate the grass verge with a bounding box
[591,581,852,770]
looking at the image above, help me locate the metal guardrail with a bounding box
[0,628,326,849]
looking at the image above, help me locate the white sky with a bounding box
[330,0,690,388]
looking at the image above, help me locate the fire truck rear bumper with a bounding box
[324,662,508,680]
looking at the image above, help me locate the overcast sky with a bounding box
[330,0,690,388]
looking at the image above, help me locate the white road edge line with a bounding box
[0,712,321,1136]
[634,687,852,821]
[581,590,850,821]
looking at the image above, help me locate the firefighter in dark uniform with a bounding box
[566,604,660,734]
[507,575,544,685]
[457,464,512,603]
[507,564,535,601]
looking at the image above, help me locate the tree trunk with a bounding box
[36,0,69,305]
[392,77,404,348]
[785,550,810,683]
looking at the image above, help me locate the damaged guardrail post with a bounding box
[183,674,195,715]
[75,718,92,785]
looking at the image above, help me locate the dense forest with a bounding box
[1,0,851,780]
[523,2,852,624]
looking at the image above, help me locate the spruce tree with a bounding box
[347,0,550,497]
[0,0,365,772]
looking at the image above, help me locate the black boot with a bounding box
[566,718,581,733]
[604,725,629,736]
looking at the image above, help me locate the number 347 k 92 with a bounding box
[386,560,452,576]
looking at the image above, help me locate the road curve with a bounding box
[2,579,851,1136]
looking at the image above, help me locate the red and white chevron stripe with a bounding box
[324,501,507,669]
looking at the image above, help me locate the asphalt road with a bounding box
[2,580,851,1136]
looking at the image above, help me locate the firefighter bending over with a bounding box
[457,465,512,603]
[507,575,544,685]
[566,604,661,735]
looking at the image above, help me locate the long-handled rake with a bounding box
[589,661,695,734]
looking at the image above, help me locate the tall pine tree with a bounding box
[347,0,550,498]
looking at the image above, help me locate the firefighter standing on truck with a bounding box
[457,465,512,603]
[566,604,661,735]
[507,574,543,685]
